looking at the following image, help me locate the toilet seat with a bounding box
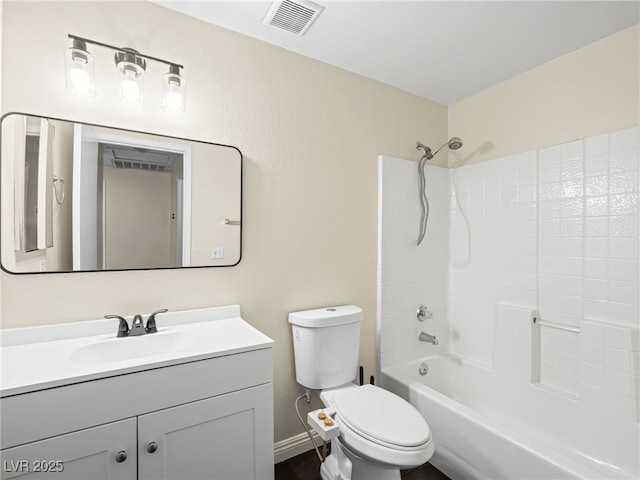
[322,384,434,469]
[334,384,430,449]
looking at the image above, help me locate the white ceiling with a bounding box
[155,1,639,105]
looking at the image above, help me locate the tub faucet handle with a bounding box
[417,305,433,322]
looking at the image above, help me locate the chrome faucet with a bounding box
[106,309,168,338]
[130,314,146,336]
[418,331,438,345]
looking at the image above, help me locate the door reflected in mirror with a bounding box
[1,113,242,273]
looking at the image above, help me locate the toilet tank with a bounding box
[288,305,363,390]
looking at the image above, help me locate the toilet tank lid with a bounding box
[288,305,363,328]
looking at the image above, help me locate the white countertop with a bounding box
[0,305,273,397]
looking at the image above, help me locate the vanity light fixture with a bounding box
[162,65,186,112]
[65,34,186,112]
[115,48,146,104]
[65,38,96,96]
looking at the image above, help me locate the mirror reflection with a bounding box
[1,113,242,273]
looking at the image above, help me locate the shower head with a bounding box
[448,137,463,150]
[430,137,463,158]
[416,137,463,161]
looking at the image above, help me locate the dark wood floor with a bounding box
[275,448,450,480]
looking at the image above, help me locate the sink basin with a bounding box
[71,331,196,365]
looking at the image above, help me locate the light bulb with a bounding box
[121,71,141,102]
[69,67,91,93]
[164,90,183,110]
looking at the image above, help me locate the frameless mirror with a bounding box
[1,113,242,273]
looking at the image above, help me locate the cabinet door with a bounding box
[0,418,136,480]
[138,383,273,480]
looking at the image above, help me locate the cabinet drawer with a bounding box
[1,418,137,480]
[1,348,272,449]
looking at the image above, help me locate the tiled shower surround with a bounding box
[378,126,639,421]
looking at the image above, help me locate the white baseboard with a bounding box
[274,431,322,464]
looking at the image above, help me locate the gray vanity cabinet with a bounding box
[0,348,274,480]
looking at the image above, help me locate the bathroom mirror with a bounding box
[1,113,242,273]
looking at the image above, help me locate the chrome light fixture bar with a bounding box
[65,34,186,112]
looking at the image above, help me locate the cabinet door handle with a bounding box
[147,442,158,454]
[115,450,128,463]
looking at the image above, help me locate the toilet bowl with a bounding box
[288,305,434,480]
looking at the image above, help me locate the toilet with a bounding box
[288,305,434,480]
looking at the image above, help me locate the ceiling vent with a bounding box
[101,143,182,173]
[263,0,324,36]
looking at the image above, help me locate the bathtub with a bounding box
[381,354,638,480]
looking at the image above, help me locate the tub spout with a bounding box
[419,331,438,345]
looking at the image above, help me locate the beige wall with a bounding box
[0,1,447,445]
[448,24,639,167]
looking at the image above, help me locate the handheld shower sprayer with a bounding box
[416,137,463,245]
[417,137,463,161]
[447,137,463,150]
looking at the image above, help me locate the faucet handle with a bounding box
[145,309,168,334]
[105,315,129,337]
[417,305,433,322]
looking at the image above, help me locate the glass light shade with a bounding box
[117,60,144,104]
[162,68,186,112]
[65,46,96,96]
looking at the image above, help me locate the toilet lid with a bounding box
[333,385,430,448]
